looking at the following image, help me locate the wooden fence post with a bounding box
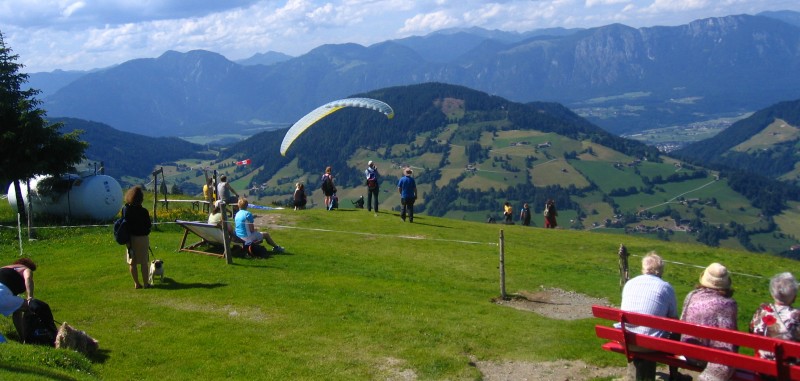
[499,229,506,300]
[618,243,629,290]
[221,202,233,265]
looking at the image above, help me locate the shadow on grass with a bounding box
[152,278,226,290]
[87,348,111,364]
[0,361,83,381]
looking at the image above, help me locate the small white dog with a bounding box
[149,259,164,284]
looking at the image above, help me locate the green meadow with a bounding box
[0,197,795,380]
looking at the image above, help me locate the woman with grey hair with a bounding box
[749,272,800,363]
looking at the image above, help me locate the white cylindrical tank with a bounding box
[7,174,123,221]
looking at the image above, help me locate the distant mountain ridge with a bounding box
[675,99,800,184]
[36,11,800,137]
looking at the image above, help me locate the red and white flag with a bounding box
[236,159,252,166]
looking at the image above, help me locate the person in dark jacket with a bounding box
[123,186,152,289]
[364,161,380,214]
[0,258,36,339]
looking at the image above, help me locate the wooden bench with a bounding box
[592,305,800,380]
[175,220,244,258]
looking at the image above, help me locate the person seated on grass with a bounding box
[234,197,284,256]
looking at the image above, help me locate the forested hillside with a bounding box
[53,117,213,179]
[675,99,800,184]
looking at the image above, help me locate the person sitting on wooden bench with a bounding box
[749,272,800,376]
[619,252,686,381]
[680,262,738,381]
[234,197,284,257]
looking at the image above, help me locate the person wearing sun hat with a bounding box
[680,262,738,381]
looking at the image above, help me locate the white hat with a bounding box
[368,160,373,166]
[699,263,732,290]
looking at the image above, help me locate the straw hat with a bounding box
[699,263,732,290]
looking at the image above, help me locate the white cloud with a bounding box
[399,9,463,35]
[2,0,799,72]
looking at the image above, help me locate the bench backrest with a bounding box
[593,305,800,379]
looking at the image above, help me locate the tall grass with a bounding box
[0,198,794,380]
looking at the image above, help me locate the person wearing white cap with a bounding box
[680,262,738,381]
[364,160,380,214]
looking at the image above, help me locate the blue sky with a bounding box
[1,0,798,73]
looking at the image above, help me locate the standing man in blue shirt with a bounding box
[365,160,380,214]
[397,168,417,223]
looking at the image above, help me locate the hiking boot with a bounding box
[272,246,285,253]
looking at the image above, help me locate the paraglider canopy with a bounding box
[280,97,394,156]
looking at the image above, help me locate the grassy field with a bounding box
[0,196,796,380]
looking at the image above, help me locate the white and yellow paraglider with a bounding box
[280,98,394,156]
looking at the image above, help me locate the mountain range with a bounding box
[33,11,800,138]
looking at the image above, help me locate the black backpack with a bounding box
[321,175,333,193]
[113,207,130,245]
[20,299,58,346]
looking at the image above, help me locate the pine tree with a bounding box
[0,31,87,223]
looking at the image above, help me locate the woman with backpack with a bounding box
[321,166,336,210]
[123,186,152,289]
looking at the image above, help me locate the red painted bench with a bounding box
[592,305,800,380]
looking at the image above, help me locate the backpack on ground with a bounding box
[20,299,58,346]
[328,194,339,210]
[113,207,130,245]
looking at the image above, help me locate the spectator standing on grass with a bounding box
[681,262,738,381]
[397,168,417,223]
[749,272,800,364]
[217,175,240,205]
[365,160,380,214]
[544,199,558,228]
[321,167,336,210]
[123,186,152,289]
[503,202,513,224]
[202,177,215,211]
[619,252,683,381]
[293,183,307,210]
[519,203,531,226]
